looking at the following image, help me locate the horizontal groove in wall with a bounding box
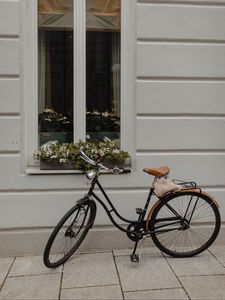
[138,41,225,47]
[137,76,225,81]
[1,186,225,194]
[137,115,225,120]
[0,35,19,39]
[0,187,149,194]
[137,38,225,45]
[137,113,225,118]
[0,151,20,155]
[0,113,20,117]
[0,115,20,119]
[138,0,225,7]
[137,150,225,155]
[0,75,19,79]
[137,78,225,83]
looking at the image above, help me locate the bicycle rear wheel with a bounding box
[43,198,96,268]
[150,191,220,257]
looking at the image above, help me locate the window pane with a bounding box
[38,0,73,146]
[86,0,121,143]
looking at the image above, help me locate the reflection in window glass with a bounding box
[38,0,73,145]
[86,0,121,143]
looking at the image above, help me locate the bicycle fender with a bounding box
[146,199,161,231]
[145,189,219,231]
[171,189,220,208]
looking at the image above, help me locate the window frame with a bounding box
[22,0,136,169]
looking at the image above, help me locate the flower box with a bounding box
[40,160,75,170]
[34,140,130,171]
[102,157,131,169]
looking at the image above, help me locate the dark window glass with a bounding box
[86,0,121,143]
[38,0,73,145]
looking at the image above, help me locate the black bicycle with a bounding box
[43,150,221,268]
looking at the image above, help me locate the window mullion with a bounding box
[120,0,136,155]
[74,0,86,143]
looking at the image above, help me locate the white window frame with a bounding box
[22,0,136,169]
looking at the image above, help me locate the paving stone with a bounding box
[115,253,181,292]
[62,252,119,289]
[124,288,188,300]
[166,251,225,276]
[61,285,123,300]
[209,245,225,265]
[0,258,14,286]
[180,275,225,300]
[0,273,61,300]
[8,256,62,277]
[114,247,161,257]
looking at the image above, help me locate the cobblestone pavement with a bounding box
[0,245,225,299]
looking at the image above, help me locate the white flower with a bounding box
[59,158,67,164]
[93,111,100,115]
[44,108,54,113]
[99,150,105,157]
[113,149,120,154]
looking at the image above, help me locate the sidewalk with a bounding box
[0,245,225,300]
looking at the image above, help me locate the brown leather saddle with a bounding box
[143,167,170,177]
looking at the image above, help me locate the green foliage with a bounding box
[34,140,130,171]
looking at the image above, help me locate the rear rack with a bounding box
[173,179,201,191]
[176,180,196,188]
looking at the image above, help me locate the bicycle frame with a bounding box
[84,174,183,238]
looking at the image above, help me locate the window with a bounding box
[24,0,135,166]
[38,0,121,145]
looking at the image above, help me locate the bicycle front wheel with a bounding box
[43,198,96,268]
[150,191,220,257]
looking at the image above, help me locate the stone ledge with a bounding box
[0,225,224,257]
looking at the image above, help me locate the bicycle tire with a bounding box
[149,191,220,257]
[43,198,96,268]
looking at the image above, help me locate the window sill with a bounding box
[25,167,83,175]
[25,167,132,175]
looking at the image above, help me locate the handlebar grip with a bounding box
[121,168,131,174]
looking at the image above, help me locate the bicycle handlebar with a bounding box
[80,149,96,166]
[79,149,131,174]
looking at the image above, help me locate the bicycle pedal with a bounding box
[130,254,140,263]
[135,208,144,215]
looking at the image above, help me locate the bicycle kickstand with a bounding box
[130,240,140,263]
[130,237,147,263]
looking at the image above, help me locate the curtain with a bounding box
[38,0,120,30]
[38,31,52,113]
[38,31,46,113]
[111,33,120,117]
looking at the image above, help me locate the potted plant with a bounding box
[34,140,130,171]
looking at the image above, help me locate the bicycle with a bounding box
[43,150,221,268]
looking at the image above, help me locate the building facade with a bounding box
[1,0,225,255]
